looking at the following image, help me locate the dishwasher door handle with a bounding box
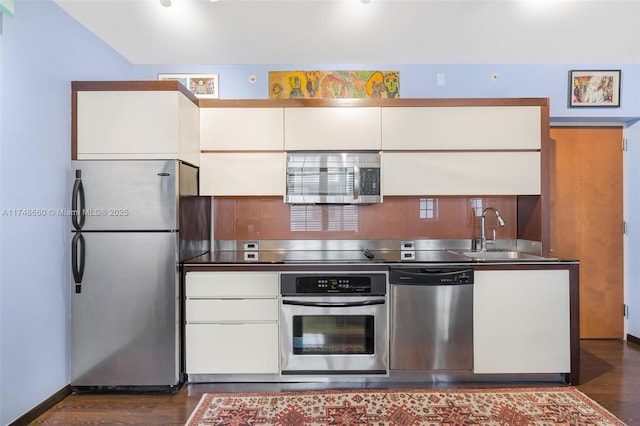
[397,268,473,277]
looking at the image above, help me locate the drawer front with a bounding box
[186,298,278,322]
[186,323,279,374]
[186,271,279,297]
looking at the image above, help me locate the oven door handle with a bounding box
[282,299,386,308]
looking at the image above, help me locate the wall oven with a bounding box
[280,272,388,375]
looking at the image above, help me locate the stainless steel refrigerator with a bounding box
[70,160,210,391]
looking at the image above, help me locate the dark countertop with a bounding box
[184,250,470,264]
[183,250,573,265]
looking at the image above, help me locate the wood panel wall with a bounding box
[549,126,624,338]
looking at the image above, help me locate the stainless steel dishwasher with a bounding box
[389,266,474,371]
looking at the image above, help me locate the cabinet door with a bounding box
[186,323,279,374]
[284,107,381,150]
[77,91,181,159]
[473,269,571,374]
[199,152,285,196]
[381,106,541,150]
[200,108,284,150]
[178,94,201,166]
[382,152,540,195]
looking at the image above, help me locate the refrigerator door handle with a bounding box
[71,170,86,231]
[72,232,85,291]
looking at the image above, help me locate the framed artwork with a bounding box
[0,0,14,16]
[268,70,399,99]
[158,73,218,99]
[568,70,620,107]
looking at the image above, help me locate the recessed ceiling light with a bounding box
[160,0,171,7]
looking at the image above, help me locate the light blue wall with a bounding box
[133,63,640,120]
[1,1,639,424]
[625,122,640,338]
[0,1,132,424]
[0,15,4,422]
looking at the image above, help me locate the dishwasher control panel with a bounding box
[389,267,474,285]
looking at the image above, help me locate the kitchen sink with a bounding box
[454,250,557,262]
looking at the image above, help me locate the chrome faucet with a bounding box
[480,207,506,251]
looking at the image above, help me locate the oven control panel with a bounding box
[300,276,371,293]
[281,273,387,296]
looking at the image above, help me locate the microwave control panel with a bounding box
[360,168,380,195]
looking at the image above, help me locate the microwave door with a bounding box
[285,152,381,205]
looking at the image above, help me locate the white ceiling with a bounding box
[53,0,640,65]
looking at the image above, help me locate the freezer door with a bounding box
[71,160,183,231]
[71,232,180,387]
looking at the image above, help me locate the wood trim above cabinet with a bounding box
[539,103,551,255]
[72,86,547,110]
[71,88,78,161]
[71,80,198,105]
[74,86,546,109]
[198,97,549,108]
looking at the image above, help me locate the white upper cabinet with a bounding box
[200,108,284,151]
[77,90,200,165]
[381,106,541,150]
[382,151,541,195]
[284,107,382,150]
[199,152,286,196]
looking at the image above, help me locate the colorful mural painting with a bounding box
[269,70,400,99]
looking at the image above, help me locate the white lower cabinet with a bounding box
[185,271,279,375]
[473,269,571,374]
[186,323,279,375]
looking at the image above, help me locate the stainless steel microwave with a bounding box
[285,152,381,204]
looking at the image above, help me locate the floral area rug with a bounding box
[185,387,626,425]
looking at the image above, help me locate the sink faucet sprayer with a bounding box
[480,207,506,251]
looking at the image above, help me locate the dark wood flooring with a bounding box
[27,339,640,425]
